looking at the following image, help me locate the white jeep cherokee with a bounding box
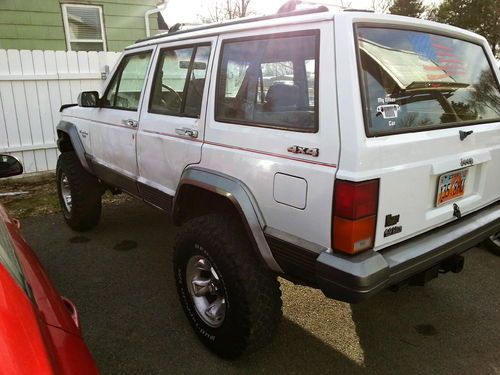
[55,6,500,358]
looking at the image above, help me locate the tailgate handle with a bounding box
[459,130,473,141]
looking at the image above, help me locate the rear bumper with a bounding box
[316,201,500,303]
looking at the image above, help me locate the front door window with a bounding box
[102,51,152,111]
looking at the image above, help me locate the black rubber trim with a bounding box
[265,227,325,284]
[138,182,173,211]
[316,201,500,303]
[60,103,77,112]
[174,167,283,272]
[87,158,175,212]
[56,120,92,173]
[88,158,140,198]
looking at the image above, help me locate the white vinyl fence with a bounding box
[0,49,121,174]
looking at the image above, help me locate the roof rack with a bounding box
[343,9,375,12]
[134,6,329,44]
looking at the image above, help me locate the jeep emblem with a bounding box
[460,157,473,167]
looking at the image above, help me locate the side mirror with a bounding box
[0,155,23,178]
[77,91,100,107]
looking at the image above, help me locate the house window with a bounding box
[62,4,107,51]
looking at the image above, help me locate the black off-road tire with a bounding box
[56,151,102,231]
[483,232,500,256]
[173,214,282,359]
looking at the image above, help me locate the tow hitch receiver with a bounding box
[439,255,465,274]
[408,265,440,286]
[405,255,465,287]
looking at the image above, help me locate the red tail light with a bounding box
[332,179,379,254]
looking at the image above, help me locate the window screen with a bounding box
[62,4,106,51]
[216,32,319,132]
[103,51,152,111]
[150,45,211,118]
[357,27,500,135]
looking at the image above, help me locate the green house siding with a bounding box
[0,0,159,51]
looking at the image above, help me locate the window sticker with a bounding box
[376,104,400,119]
[377,95,396,105]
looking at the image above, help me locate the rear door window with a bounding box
[356,27,500,135]
[149,44,211,118]
[150,47,194,115]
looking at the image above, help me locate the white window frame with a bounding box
[61,3,107,52]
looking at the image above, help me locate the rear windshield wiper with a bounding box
[405,81,469,92]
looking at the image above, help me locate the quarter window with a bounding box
[102,52,152,111]
[150,45,211,118]
[216,32,319,132]
[62,4,106,51]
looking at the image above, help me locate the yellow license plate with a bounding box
[436,168,468,206]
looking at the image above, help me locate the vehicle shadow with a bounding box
[23,201,364,374]
[22,201,500,375]
[349,249,500,375]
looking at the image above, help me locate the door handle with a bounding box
[123,119,138,128]
[175,128,198,138]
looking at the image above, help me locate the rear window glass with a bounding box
[356,27,500,135]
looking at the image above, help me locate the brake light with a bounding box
[332,179,379,254]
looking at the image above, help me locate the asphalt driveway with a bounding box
[21,200,500,375]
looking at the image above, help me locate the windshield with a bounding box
[0,220,28,293]
[356,27,500,135]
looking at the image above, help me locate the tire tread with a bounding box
[56,152,102,231]
[174,214,282,358]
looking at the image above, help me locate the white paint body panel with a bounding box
[200,20,338,248]
[137,36,217,196]
[90,108,140,177]
[333,14,500,249]
[62,11,500,256]
[88,45,156,179]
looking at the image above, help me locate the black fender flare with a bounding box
[56,120,92,173]
[173,167,283,273]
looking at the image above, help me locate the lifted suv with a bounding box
[56,7,500,358]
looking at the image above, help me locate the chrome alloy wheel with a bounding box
[490,232,500,247]
[60,173,72,212]
[186,255,226,328]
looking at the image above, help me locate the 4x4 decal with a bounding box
[287,145,319,157]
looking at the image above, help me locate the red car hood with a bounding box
[0,205,80,335]
[0,264,57,374]
[0,205,99,374]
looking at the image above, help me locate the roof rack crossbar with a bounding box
[344,9,375,12]
[134,6,329,44]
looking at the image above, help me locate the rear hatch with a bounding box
[338,21,500,250]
